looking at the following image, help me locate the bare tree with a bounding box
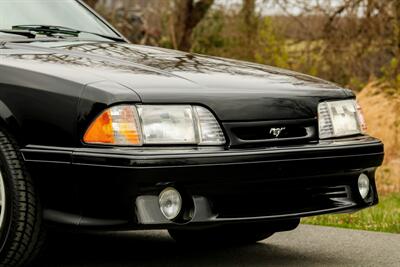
[271,0,400,87]
[173,0,214,51]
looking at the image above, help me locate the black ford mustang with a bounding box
[0,0,384,266]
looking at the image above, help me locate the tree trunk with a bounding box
[241,0,257,60]
[389,0,400,78]
[242,0,256,27]
[84,0,99,9]
[174,0,214,51]
[394,0,400,56]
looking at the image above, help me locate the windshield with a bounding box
[0,0,119,39]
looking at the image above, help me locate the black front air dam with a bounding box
[22,136,384,229]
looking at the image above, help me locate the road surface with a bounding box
[38,225,400,267]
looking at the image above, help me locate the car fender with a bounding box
[0,99,23,143]
[77,80,142,143]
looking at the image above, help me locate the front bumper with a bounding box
[22,136,384,230]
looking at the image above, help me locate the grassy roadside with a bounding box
[302,194,400,234]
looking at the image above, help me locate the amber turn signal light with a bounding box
[83,106,142,145]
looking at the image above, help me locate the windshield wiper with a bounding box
[12,25,126,42]
[0,29,36,38]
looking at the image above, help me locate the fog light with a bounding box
[159,188,182,220]
[358,174,370,199]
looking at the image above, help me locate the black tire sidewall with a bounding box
[0,136,17,259]
[0,130,44,267]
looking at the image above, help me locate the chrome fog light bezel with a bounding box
[358,173,370,200]
[158,187,183,220]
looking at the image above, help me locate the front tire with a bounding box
[0,130,45,267]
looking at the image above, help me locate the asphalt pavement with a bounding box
[37,224,400,267]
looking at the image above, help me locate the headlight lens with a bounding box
[137,105,197,144]
[318,99,366,139]
[84,105,226,146]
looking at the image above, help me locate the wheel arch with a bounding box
[0,100,23,145]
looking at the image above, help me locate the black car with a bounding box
[0,1,384,266]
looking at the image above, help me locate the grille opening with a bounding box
[232,125,308,141]
[223,119,318,147]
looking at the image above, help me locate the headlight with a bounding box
[318,99,367,139]
[84,105,226,146]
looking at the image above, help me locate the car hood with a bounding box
[1,41,350,121]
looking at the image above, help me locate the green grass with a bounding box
[302,194,400,234]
